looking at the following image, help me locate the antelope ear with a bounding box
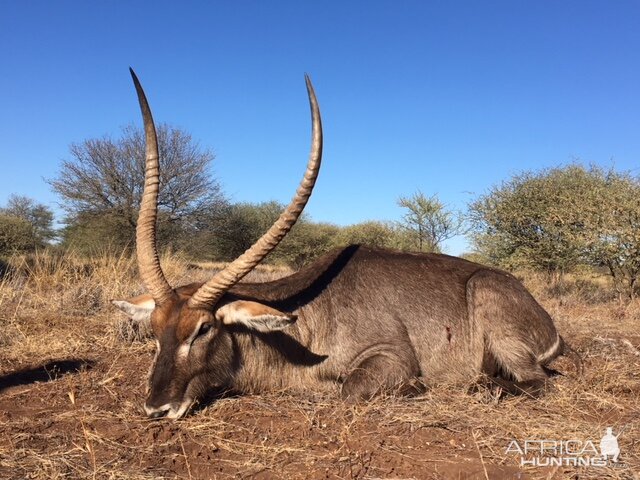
[215,300,297,332]
[112,295,155,322]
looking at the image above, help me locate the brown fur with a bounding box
[121,245,578,418]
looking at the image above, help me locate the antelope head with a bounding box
[127,69,322,419]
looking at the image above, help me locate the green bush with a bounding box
[470,164,640,299]
[0,214,37,256]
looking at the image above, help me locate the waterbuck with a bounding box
[115,70,575,419]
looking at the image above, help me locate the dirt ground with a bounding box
[1,271,639,479]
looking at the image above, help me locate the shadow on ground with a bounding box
[0,359,95,393]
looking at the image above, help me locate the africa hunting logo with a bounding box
[506,427,623,467]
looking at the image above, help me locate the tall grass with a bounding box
[0,249,291,320]
[0,248,293,348]
[518,270,617,304]
[0,249,194,317]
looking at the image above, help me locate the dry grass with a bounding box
[0,249,291,346]
[0,251,638,479]
[0,249,291,315]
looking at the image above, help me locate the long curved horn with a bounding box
[130,68,176,306]
[188,75,323,309]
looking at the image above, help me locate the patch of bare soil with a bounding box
[0,308,638,479]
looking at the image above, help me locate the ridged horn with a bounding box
[130,68,176,306]
[188,75,323,309]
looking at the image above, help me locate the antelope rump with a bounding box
[114,70,577,419]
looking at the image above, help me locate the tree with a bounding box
[469,166,594,274]
[334,220,418,251]
[0,215,36,256]
[397,191,464,252]
[274,222,340,268]
[470,164,640,299]
[195,201,335,266]
[187,201,287,261]
[50,124,225,252]
[336,221,394,248]
[1,194,56,247]
[583,170,640,300]
[59,212,134,253]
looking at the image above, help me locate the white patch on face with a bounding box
[177,344,190,360]
[175,319,207,361]
[143,399,194,419]
[167,398,195,419]
[146,340,162,395]
[144,402,171,417]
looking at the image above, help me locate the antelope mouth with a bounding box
[144,398,195,420]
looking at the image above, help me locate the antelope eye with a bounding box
[198,323,212,336]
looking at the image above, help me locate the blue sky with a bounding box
[1,1,639,254]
